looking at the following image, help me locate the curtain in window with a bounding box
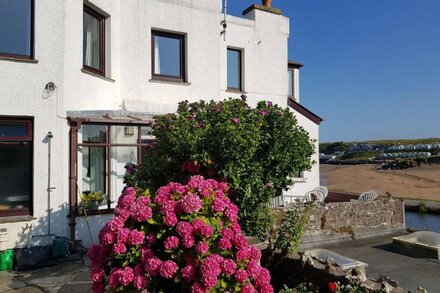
[154,38,161,74]
[81,147,105,194]
[83,12,101,69]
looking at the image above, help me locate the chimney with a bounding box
[262,0,272,7]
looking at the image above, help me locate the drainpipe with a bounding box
[221,0,227,41]
[69,120,82,249]
[32,131,56,238]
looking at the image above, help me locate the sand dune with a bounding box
[321,164,440,202]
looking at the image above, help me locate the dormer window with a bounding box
[287,61,303,100]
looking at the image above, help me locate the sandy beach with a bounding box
[321,164,440,202]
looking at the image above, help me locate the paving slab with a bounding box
[0,260,90,293]
[321,232,440,292]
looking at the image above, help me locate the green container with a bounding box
[0,249,14,271]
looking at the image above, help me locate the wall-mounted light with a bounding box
[124,126,134,136]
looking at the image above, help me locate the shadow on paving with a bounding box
[321,233,440,292]
[0,260,91,293]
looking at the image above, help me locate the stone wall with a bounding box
[302,199,404,246]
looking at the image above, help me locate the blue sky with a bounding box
[229,1,440,142]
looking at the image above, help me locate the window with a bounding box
[0,0,34,59]
[83,4,106,75]
[0,118,33,217]
[76,124,153,212]
[227,48,242,91]
[295,171,304,179]
[288,68,294,97]
[152,30,186,82]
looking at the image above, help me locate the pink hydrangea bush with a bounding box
[88,176,274,292]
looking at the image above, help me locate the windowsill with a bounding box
[72,208,115,217]
[292,178,307,183]
[225,89,246,94]
[149,79,190,86]
[81,68,115,82]
[0,56,39,64]
[0,215,35,223]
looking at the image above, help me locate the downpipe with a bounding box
[33,131,56,239]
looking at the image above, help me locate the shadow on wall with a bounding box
[13,203,113,249]
[13,203,70,249]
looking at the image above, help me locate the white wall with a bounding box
[284,111,320,197]
[0,0,69,249]
[0,0,319,248]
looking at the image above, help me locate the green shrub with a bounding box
[273,206,312,257]
[135,98,315,237]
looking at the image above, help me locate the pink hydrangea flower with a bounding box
[181,265,197,281]
[235,269,248,283]
[191,282,207,293]
[112,242,127,254]
[109,268,122,288]
[218,238,232,251]
[236,248,251,262]
[159,260,178,279]
[120,267,134,286]
[225,204,239,221]
[221,259,237,276]
[117,228,130,243]
[246,261,261,279]
[133,275,148,290]
[220,228,234,240]
[182,234,195,248]
[118,187,136,209]
[176,221,194,237]
[164,212,178,227]
[255,268,271,288]
[164,236,180,250]
[201,274,217,289]
[181,194,203,214]
[90,268,105,282]
[212,197,227,212]
[195,241,209,255]
[233,234,248,250]
[128,230,144,246]
[199,224,214,238]
[187,175,204,189]
[131,205,153,222]
[144,257,162,276]
[241,284,258,293]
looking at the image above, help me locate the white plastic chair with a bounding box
[313,186,328,199]
[303,190,325,203]
[358,190,379,202]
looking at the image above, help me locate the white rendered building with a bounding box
[0,0,322,248]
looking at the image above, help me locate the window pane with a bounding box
[227,49,241,89]
[140,126,154,144]
[83,10,102,70]
[288,70,294,97]
[154,35,181,76]
[81,125,107,143]
[0,123,28,138]
[110,126,138,144]
[0,0,32,56]
[0,145,30,210]
[79,146,106,196]
[110,147,137,208]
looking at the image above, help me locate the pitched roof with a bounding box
[287,98,323,125]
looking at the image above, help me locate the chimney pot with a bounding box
[262,0,272,7]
